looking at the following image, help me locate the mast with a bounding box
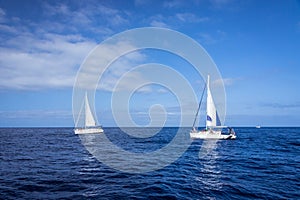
[75,99,84,128]
[192,79,207,129]
[206,75,210,129]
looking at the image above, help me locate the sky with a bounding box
[0,0,300,127]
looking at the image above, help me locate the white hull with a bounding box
[74,127,104,134]
[190,130,236,140]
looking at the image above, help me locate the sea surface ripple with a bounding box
[0,127,299,199]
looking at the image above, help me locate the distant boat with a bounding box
[190,75,236,140]
[256,125,261,129]
[74,93,104,134]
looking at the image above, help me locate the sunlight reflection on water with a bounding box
[197,140,222,191]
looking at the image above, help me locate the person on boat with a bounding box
[229,127,235,135]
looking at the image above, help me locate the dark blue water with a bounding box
[0,127,299,199]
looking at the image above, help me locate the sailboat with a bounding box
[74,93,104,134]
[190,75,236,140]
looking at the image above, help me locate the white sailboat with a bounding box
[190,75,236,140]
[74,93,104,134]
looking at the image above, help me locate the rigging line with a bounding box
[75,95,85,128]
[192,81,207,129]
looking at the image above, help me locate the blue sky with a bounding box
[0,0,300,127]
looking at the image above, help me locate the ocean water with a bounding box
[0,127,299,199]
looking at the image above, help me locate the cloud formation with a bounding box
[176,13,209,23]
[0,2,132,90]
[0,32,96,90]
[213,77,240,87]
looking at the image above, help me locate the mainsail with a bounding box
[84,93,96,127]
[206,75,221,128]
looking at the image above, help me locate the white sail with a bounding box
[74,92,103,134]
[84,93,96,127]
[206,75,220,128]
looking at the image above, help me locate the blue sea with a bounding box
[0,127,299,199]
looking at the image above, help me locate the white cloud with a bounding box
[198,33,217,44]
[0,7,6,23]
[210,0,233,8]
[198,30,226,44]
[97,48,148,92]
[213,77,241,87]
[149,12,209,28]
[157,88,169,93]
[0,2,134,90]
[66,40,149,92]
[150,20,170,28]
[0,32,96,90]
[135,85,153,93]
[163,0,184,8]
[134,0,151,6]
[0,24,17,33]
[149,14,171,28]
[176,13,209,23]
[0,7,5,15]
[43,2,129,32]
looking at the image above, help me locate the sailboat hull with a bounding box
[74,127,104,134]
[190,130,236,140]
